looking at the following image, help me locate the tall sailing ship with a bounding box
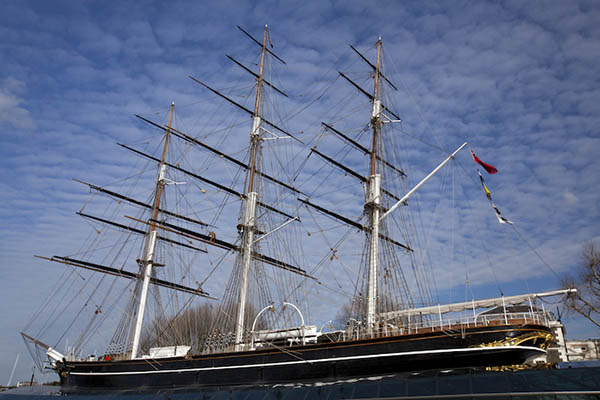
[22,25,574,390]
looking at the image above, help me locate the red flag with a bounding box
[470,150,498,174]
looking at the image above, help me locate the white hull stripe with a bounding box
[70,346,545,376]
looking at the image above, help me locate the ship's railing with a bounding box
[343,311,551,341]
[112,311,551,356]
[71,310,552,359]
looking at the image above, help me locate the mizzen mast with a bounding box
[131,102,175,359]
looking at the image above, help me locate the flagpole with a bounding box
[379,142,467,222]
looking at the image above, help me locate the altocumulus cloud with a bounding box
[0,76,36,131]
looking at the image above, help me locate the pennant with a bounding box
[491,204,513,225]
[477,170,513,225]
[478,171,492,201]
[471,150,498,174]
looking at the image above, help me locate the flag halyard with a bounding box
[477,170,513,225]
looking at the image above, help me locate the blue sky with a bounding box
[1,0,599,384]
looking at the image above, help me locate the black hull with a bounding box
[58,324,549,390]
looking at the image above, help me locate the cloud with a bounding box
[0,77,35,130]
[563,191,578,205]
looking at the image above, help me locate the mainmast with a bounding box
[131,102,175,359]
[366,37,383,330]
[234,24,268,351]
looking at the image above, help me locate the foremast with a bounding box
[366,37,383,331]
[235,24,268,351]
[131,102,175,359]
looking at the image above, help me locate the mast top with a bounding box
[237,25,286,64]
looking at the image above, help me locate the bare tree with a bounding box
[141,303,216,353]
[563,241,600,328]
[140,302,268,353]
[333,295,404,330]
